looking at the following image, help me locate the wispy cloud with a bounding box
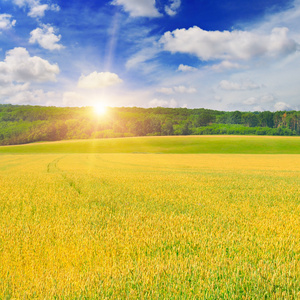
[210,60,245,71]
[157,85,197,94]
[219,80,262,91]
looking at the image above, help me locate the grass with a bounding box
[0,136,299,298]
[0,135,300,154]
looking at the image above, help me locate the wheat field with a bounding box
[0,151,299,298]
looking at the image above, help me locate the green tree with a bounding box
[242,113,259,127]
[259,111,274,128]
[161,121,174,135]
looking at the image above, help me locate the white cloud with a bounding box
[0,47,60,105]
[157,85,197,94]
[174,85,197,93]
[0,79,60,105]
[177,64,197,72]
[78,71,123,89]
[111,0,161,18]
[165,0,181,16]
[252,106,264,112]
[148,1,300,112]
[28,4,48,18]
[160,26,298,61]
[0,47,59,83]
[243,94,276,107]
[29,24,64,50]
[210,60,244,71]
[148,98,178,108]
[156,87,174,95]
[7,89,52,104]
[0,14,16,31]
[261,94,275,103]
[274,101,292,111]
[219,80,262,91]
[243,97,258,105]
[12,0,60,18]
[250,0,300,39]
[0,82,30,97]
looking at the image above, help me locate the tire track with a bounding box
[47,156,81,194]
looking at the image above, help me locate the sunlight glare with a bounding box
[94,103,107,115]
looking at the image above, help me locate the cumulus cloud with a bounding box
[28,4,49,18]
[0,14,16,31]
[243,94,275,106]
[240,95,296,112]
[12,0,60,18]
[0,47,59,83]
[160,26,298,61]
[111,0,161,18]
[240,94,279,111]
[148,98,178,108]
[157,85,197,94]
[0,82,29,96]
[78,71,123,89]
[0,47,60,104]
[165,0,181,16]
[29,24,64,50]
[177,64,197,72]
[7,89,52,104]
[274,101,292,111]
[219,80,262,91]
[0,79,60,105]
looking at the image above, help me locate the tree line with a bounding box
[0,104,299,145]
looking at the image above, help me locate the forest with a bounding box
[0,104,299,145]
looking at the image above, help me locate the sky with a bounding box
[0,0,299,111]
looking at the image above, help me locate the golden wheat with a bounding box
[0,154,299,298]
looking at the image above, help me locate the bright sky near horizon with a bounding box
[0,0,299,111]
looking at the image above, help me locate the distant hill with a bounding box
[0,104,299,145]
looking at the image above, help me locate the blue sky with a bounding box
[0,0,299,111]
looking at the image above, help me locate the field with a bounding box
[0,136,300,299]
[1,135,300,154]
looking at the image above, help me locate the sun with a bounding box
[93,103,107,115]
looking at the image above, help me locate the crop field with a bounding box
[0,136,300,299]
[1,135,300,154]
